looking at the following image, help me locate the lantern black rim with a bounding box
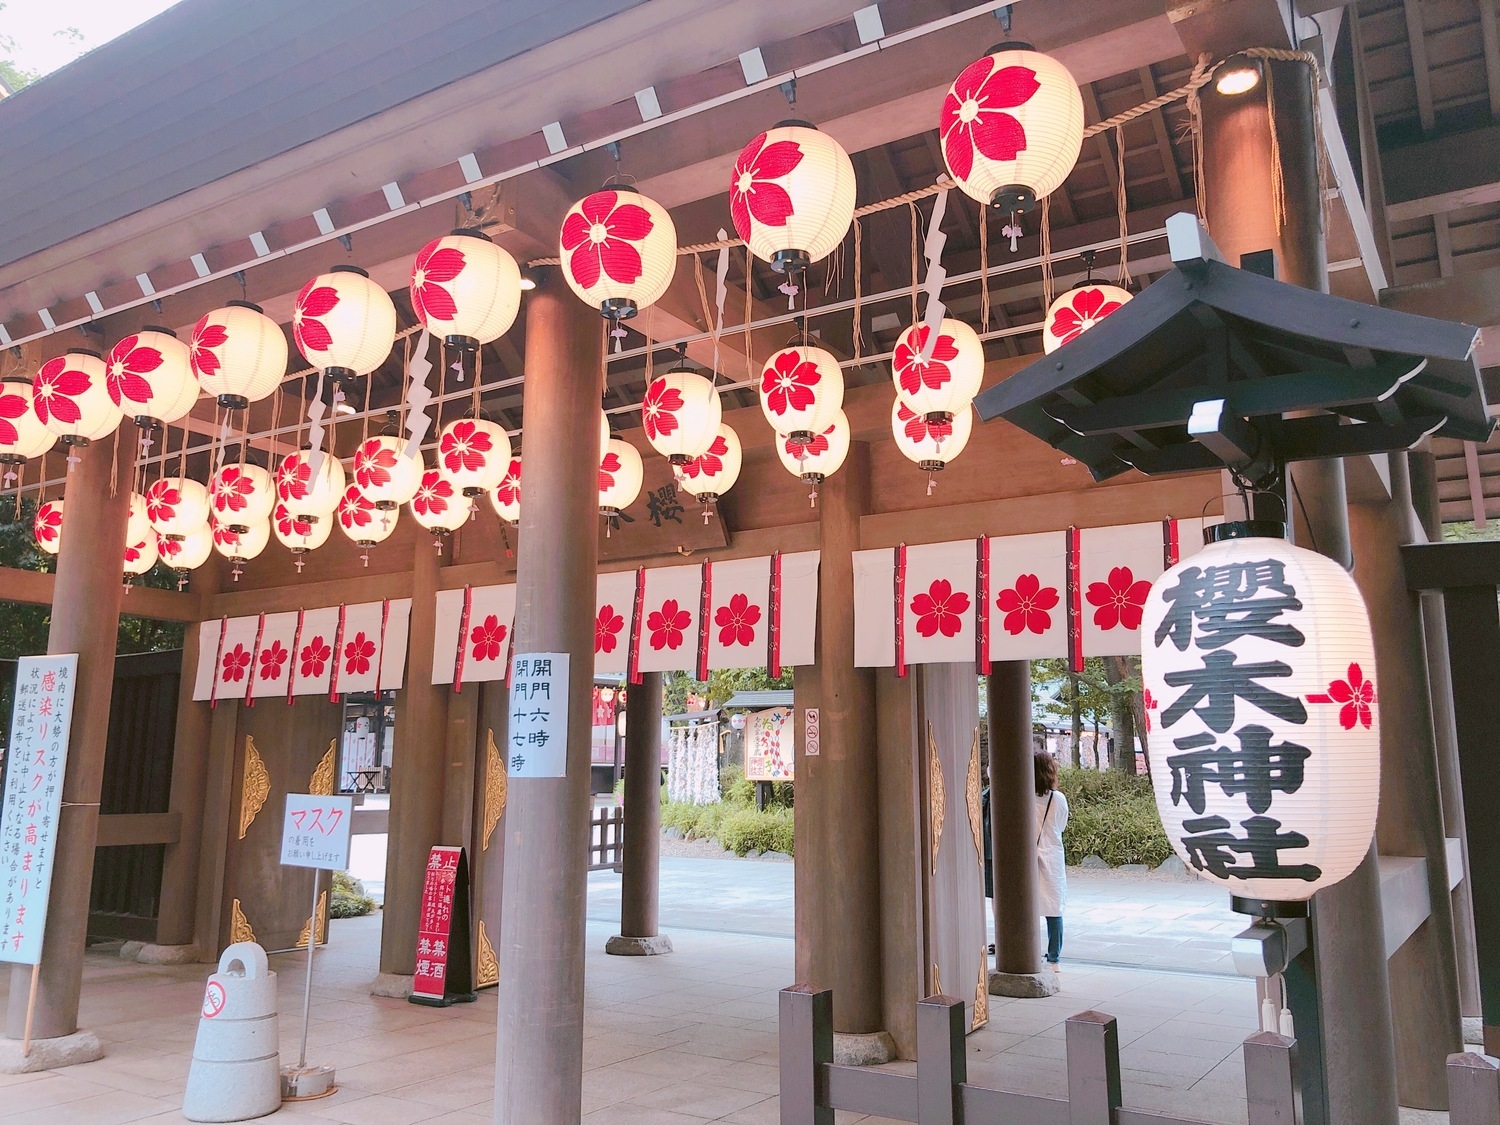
[917,460,947,473]
[226,299,264,314]
[986,41,1036,54]
[602,298,639,322]
[217,394,250,411]
[59,435,90,447]
[771,249,810,275]
[445,334,480,354]
[774,119,817,130]
[1229,896,1308,920]
[133,415,163,431]
[1204,519,1287,545]
[449,227,491,242]
[141,325,178,338]
[330,264,369,278]
[990,185,1037,214]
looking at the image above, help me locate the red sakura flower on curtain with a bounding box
[893,325,960,396]
[560,190,653,290]
[441,420,493,474]
[715,593,761,647]
[647,599,691,651]
[911,578,970,639]
[411,243,465,323]
[595,604,624,654]
[996,573,1059,636]
[729,132,804,238]
[293,279,340,354]
[641,381,684,442]
[190,316,228,378]
[1050,288,1125,346]
[32,357,91,426]
[259,641,288,681]
[1085,566,1152,631]
[300,636,332,679]
[939,56,1041,181]
[105,335,164,406]
[221,643,251,683]
[470,615,508,663]
[344,632,377,676]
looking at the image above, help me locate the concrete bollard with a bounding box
[182,942,282,1122]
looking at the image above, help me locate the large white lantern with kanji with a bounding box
[106,328,198,429]
[0,377,56,463]
[1139,522,1380,905]
[277,447,345,519]
[598,438,644,516]
[678,424,742,505]
[191,302,288,409]
[209,461,275,528]
[33,498,63,555]
[437,417,510,495]
[293,266,397,380]
[777,410,850,485]
[891,318,984,424]
[892,400,973,473]
[643,368,721,465]
[759,343,844,447]
[123,529,160,577]
[730,122,856,273]
[1043,283,1132,354]
[560,187,677,327]
[411,469,471,533]
[489,456,522,525]
[353,434,422,509]
[410,229,522,349]
[940,44,1084,213]
[33,351,121,445]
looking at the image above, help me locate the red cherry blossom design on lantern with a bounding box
[1085,566,1152,631]
[560,190,653,291]
[729,132,804,239]
[939,56,1041,182]
[276,505,313,539]
[761,351,822,417]
[470,614,508,663]
[682,435,728,480]
[647,599,692,651]
[145,480,181,525]
[278,457,311,502]
[104,335,164,407]
[212,523,242,549]
[996,573,1059,636]
[190,316,228,378]
[123,538,150,565]
[411,242,465,323]
[300,636,332,679]
[785,430,831,458]
[212,466,256,515]
[595,604,624,654]
[440,420,493,475]
[1050,288,1125,346]
[1143,688,1158,733]
[221,643,251,683]
[293,279,340,355]
[32,357,91,426]
[344,632,376,676]
[911,578,971,639]
[715,592,761,647]
[355,439,398,491]
[599,450,622,493]
[496,460,521,506]
[641,381,684,442]
[339,488,376,530]
[412,474,454,518]
[159,537,185,564]
[896,402,954,444]
[1307,663,1377,730]
[258,641,288,681]
[0,387,28,446]
[893,325,961,397]
[33,505,61,545]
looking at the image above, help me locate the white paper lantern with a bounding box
[33,351,121,445]
[940,44,1085,212]
[337,484,398,548]
[678,424,742,502]
[354,434,423,508]
[489,456,522,525]
[759,343,844,445]
[144,477,211,540]
[106,328,198,428]
[277,447,345,519]
[126,492,151,546]
[598,438,644,514]
[159,524,212,571]
[1140,522,1380,904]
[438,417,511,495]
[560,187,677,323]
[410,229,522,347]
[892,318,984,424]
[776,410,850,484]
[599,413,610,458]
[33,498,63,555]
[643,369,721,465]
[274,501,333,554]
[730,122,855,272]
[212,517,270,562]
[411,469,471,532]
[123,529,160,577]
[191,302,288,408]
[892,400,974,471]
[1043,284,1132,353]
[293,266,397,378]
[209,461,275,528]
[0,377,57,462]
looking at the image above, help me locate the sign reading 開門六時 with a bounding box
[0,655,79,965]
[507,653,569,778]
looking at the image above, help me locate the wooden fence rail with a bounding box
[588,806,624,872]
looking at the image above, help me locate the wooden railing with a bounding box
[588,806,624,872]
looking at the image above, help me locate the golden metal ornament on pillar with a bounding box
[476,920,499,987]
[931,960,943,997]
[973,948,990,1030]
[927,721,945,877]
[238,736,270,840]
[483,728,507,850]
[309,740,337,796]
[296,892,328,948]
[965,725,983,869]
[229,898,256,944]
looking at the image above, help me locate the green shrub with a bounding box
[329,871,376,918]
[719,765,756,805]
[718,806,795,856]
[1054,768,1172,867]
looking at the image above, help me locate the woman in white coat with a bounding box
[1035,751,1069,969]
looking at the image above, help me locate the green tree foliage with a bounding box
[0,6,39,93]
[662,666,793,715]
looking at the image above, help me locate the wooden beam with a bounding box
[1434,213,1455,279]
[1482,0,1500,119]
[1467,440,1489,528]
[0,565,201,621]
[1404,0,1438,133]
[1384,123,1500,221]
[95,811,181,848]
[1138,66,1187,200]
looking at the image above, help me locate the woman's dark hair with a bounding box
[1034,751,1058,797]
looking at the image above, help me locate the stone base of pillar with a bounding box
[1464,1017,1484,1047]
[605,934,673,957]
[988,970,1060,998]
[0,1030,104,1073]
[832,1030,896,1066]
[369,973,414,999]
[119,942,199,965]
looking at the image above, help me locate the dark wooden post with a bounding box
[1064,1011,1121,1125]
[779,985,834,1125]
[1244,1032,1300,1125]
[608,670,670,955]
[1448,1052,1500,1125]
[915,996,965,1125]
[985,662,1047,990]
[491,269,601,1123]
[4,427,134,1046]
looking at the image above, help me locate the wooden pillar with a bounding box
[795,442,887,1050]
[5,428,133,1042]
[492,269,600,1123]
[378,536,447,979]
[1203,58,1400,1125]
[986,663,1041,978]
[608,672,669,953]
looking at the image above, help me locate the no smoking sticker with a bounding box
[202,980,226,1019]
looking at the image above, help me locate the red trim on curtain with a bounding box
[453,586,473,693]
[329,603,348,702]
[976,536,992,675]
[1163,517,1180,568]
[696,559,713,681]
[894,542,908,679]
[768,551,783,679]
[1066,528,1083,673]
[243,613,267,708]
[209,615,229,710]
[286,608,305,705]
[628,567,646,685]
[373,598,391,694]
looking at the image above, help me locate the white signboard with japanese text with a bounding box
[0,655,79,965]
[506,653,569,778]
[279,794,354,870]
